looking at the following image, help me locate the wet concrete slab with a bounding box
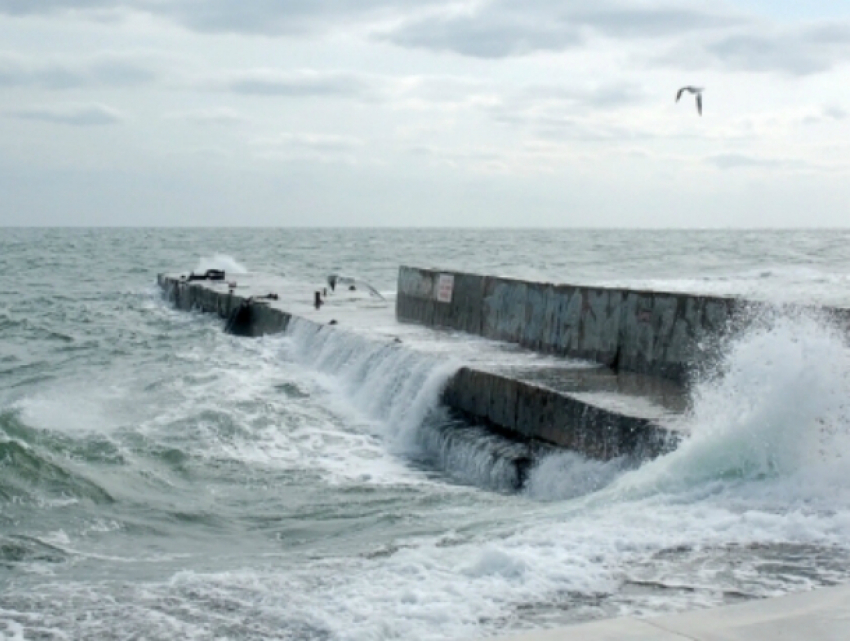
[490,583,850,641]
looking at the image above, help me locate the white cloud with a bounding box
[164,107,246,125]
[704,152,824,172]
[251,132,365,163]
[210,69,382,101]
[9,102,123,126]
[254,132,363,151]
[0,51,157,89]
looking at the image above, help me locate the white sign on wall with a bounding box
[436,274,454,303]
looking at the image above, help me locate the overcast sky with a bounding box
[1,0,849,227]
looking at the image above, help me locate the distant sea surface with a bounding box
[3,228,850,640]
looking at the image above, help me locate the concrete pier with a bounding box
[158,272,686,462]
[396,266,735,384]
[159,268,850,641]
[396,266,850,385]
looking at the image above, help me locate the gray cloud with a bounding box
[0,0,124,15]
[381,0,743,58]
[824,106,848,120]
[706,31,839,75]
[0,0,452,35]
[10,103,123,126]
[0,52,157,89]
[160,0,434,36]
[706,153,814,171]
[0,0,743,55]
[801,106,848,126]
[379,12,582,58]
[658,21,850,75]
[572,4,741,38]
[219,69,378,99]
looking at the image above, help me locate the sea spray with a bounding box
[194,254,248,275]
[523,450,630,502]
[281,318,542,490]
[612,307,850,502]
[283,318,457,442]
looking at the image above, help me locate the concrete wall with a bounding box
[397,267,747,383]
[443,367,673,460]
[158,275,291,337]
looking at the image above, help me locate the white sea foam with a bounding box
[278,318,552,491]
[613,309,850,501]
[524,451,628,501]
[193,253,248,275]
[15,388,124,436]
[282,318,460,450]
[153,331,427,488]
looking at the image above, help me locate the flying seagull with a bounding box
[676,86,703,116]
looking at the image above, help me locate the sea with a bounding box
[3,228,850,640]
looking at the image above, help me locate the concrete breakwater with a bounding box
[157,272,682,470]
[397,266,850,384]
[397,266,733,383]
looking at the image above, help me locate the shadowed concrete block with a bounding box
[582,288,621,363]
[442,368,676,461]
[541,284,561,350]
[451,272,486,334]
[522,284,548,350]
[558,288,583,354]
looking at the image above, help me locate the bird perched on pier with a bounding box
[676,86,704,116]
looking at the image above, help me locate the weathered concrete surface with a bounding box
[444,367,676,460]
[397,267,745,384]
[158,273,684,462]
[398,267,738,383]
[488,583,850,641]
[162,275,291,337]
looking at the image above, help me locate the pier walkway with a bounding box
[492,583,850,641]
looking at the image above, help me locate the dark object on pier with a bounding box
[225,299,253,336]
[186,269,225,282]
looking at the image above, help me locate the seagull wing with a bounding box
[696,93,702,116]
[676,87,686,102]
